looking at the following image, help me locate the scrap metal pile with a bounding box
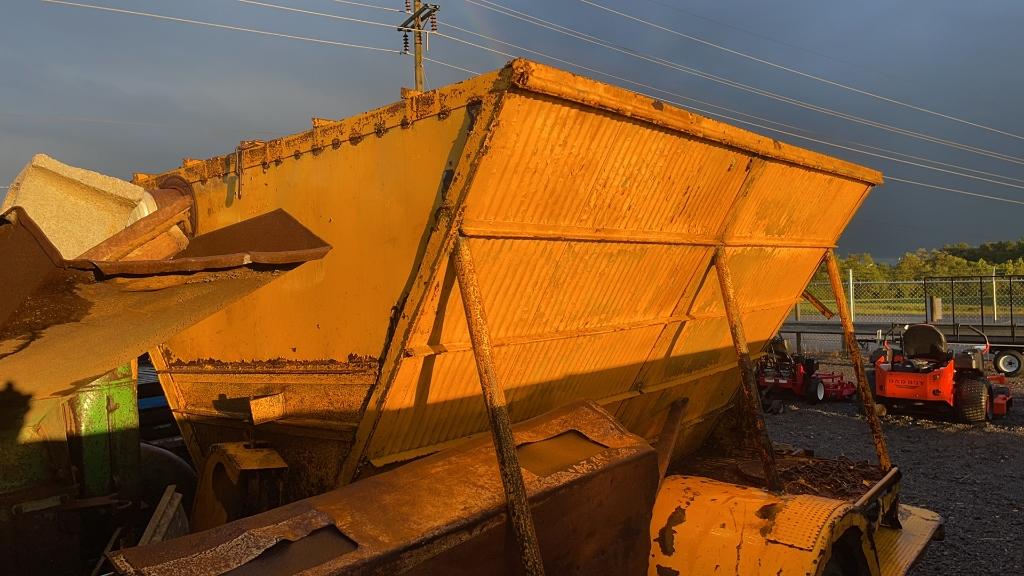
[0,59,943,576]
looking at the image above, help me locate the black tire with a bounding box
[955,377,991,423]
[805,376,825,404]
[993,349,1024,377]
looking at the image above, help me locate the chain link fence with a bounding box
[782,276,1024,353]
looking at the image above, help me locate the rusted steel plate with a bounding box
[108,401,658,576]
[650,476,865,574]
[0,207,329,422]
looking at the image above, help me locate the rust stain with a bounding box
[654,505,686,555]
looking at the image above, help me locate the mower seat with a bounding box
[903,324,951,364]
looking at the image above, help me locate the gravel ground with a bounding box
[764,359,1024,575]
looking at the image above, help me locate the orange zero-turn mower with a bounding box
[869,324,1012,422]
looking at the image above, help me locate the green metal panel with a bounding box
[66,365,140,498]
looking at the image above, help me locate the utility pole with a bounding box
[398,2,439,92]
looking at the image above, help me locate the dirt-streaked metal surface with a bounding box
[108,401,658,576]
[0,207,329,432]
[135,58,880,493]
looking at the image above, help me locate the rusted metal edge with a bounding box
[109,508,336,576]
[133,59,880,195]
[78,194,192,261]
[112,401,652,576]
[338,71,516,484]
[170,407,357,438]
[506,58,883,186]
[132,70,505,189]
[74,209,330,275]
[0,206,65,267]
[452,234,546,576]
[403,296,798,359]
[656,399,688,482]
[369,387,738,469]
[824,250,892,471]
[1,206,330,276]
[802,289,836,319]
[853,466,901,509]
[714,246,782,492]
[460,220,837,249]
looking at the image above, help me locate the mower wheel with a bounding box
[993,349,1024,377]
[955,377,991,423]
[805,376,825,404]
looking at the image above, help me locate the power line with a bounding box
[424,55,477,75]
[457,3,1024,186]
[235,0,409,31]
[234,1,454,88]
[577,0,1024,142]
[604,87,1024,187]
[41,1,472,86]
[639,0,906,85]
[326,0,403,13]
[886,177,1024,206]
[429,30,1024,205]
[435,25,1024,192]
[35,0,1024,205]
[461,0,1024,166]
[42,0,400,53]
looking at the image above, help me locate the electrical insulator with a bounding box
[403,32,409,53]
[430,13,438,32]
[405,0,411,12]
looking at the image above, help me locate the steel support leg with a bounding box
[714,247,782,492]
[824,250,893,471]
[656,399,688,484]
[452,235,546,576]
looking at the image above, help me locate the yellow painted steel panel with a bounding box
[408,239,708,346]
[133,59,880,483]
[464,92,752,236]
[690,247,830,317]
[651,476,876,575]
[875,505,943,576]
[724,161,870,245]
[161,105,473,365]
[371,324,663,459]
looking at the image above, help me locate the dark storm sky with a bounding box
[2,0,1022,258]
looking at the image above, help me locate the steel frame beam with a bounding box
[452,235,546,576]
[714,246,782,492]
[824,250,892,470]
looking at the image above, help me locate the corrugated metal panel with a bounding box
[689,247,827,317]
[362,70,877,465]
[464,92,751,236]
[724,162,870,245]
[408,239,708,346]
[129,59,879,480]
[372,324,662,459]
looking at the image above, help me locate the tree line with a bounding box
[810,239,1024,284]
